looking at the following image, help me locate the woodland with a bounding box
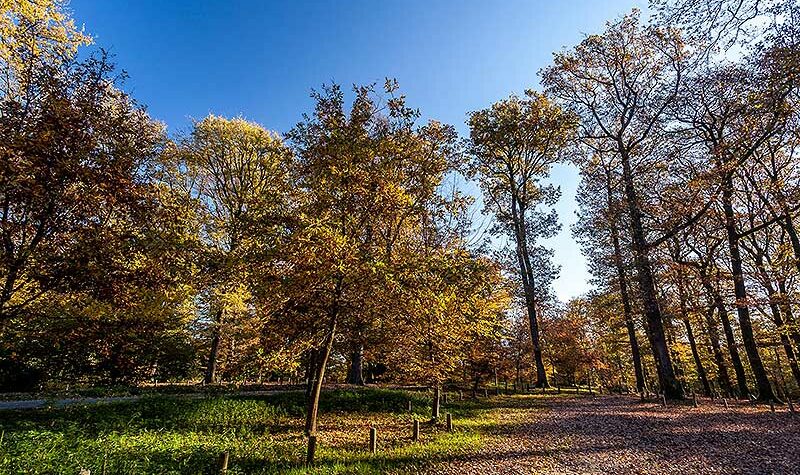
[1,0,799,472]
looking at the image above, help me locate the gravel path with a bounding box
[426,395,800,475]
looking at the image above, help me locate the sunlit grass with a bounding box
[0,388,525,474]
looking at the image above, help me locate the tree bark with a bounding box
[346,344,365,385]
[619,149,683,399]
[702,304,732,396]
[511,196,548,387]
[608,194,646,393]
[203,308,224,385]
[721,181,776,401]
[432,385,441,421]
[684,317,711,397]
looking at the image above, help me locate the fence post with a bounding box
[408,400,412,412]
[692,390,698,408]
[446,413,453,432]
[661,393,667,408]
[369,427,377,454]
[412,420,420,442]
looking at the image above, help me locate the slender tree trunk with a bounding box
[619,150,683,399]
[305,313,338,437]
[204,308,224,385]
[777,278,800,357]
[609,205,646,393]
[511,197,548,387]
[781,209,800,275]
[432,385,441,421]
[761,283,800,388]
[721,182,775,401]
[702,273,749,397]
[702,304,732,396]
[684,318,711,397]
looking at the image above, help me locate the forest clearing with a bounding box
[2,388,798,474]
[2,0,800,472]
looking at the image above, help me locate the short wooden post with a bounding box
[306,435,317,466]
[218,450,229,474]
[443,392,448,404]
[661,393,667,408]
[692,390,698,408]
[769,400,776,413]
[459,390,463,401]
[412,419,420,442]
[484,388,488,398]
[788,398,796,416]
[369,427,377,454]
[723,398,729,410]
[446,413,453,432]
[408,400,412,412]
[557,384,561,394]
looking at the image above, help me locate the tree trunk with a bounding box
[511,197,548,387]
[762,284,800,388]
[702,304,732,396]
[721,182,775,401]
[609,203,646,393]
[204,308,224,385]
[619,150,683,399]
[703,274,749,397]
[346,344,364,385]
[432,385,441,421]
[305,313,337,437]
[684,318,711,397]
[777,278,800,357]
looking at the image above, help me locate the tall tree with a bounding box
[542,11,688,399]
[467,91,574,387]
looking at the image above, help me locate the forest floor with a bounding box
[422,394,800,475]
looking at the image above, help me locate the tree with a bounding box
[542,11,688,399]
[286,81,459,463]
[165,115,293,385]
[467,91,574,387]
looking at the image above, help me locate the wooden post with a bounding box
[769,400,776,413]
[446,413,453,432]
[788,398,796,416]
[723,398,729,410]
[369,427,377,454]
[640,390,645,402]
[408,400,412,412]
[412,420,420,442]
[459,390,463,401]
[484,388,488,398]
[443,392,448,404]
[661,393,667,408]
[218,451,229,474]
[692,390,698,408]
[306,435,317,466]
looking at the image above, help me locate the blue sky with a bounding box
[69,0,644,301]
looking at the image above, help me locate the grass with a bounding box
[0,387,515,474]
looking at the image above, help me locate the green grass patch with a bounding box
[0,388,515,474]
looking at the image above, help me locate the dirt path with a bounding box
[426,395,800,475]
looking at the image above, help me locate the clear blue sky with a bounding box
[69,0,643,301]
